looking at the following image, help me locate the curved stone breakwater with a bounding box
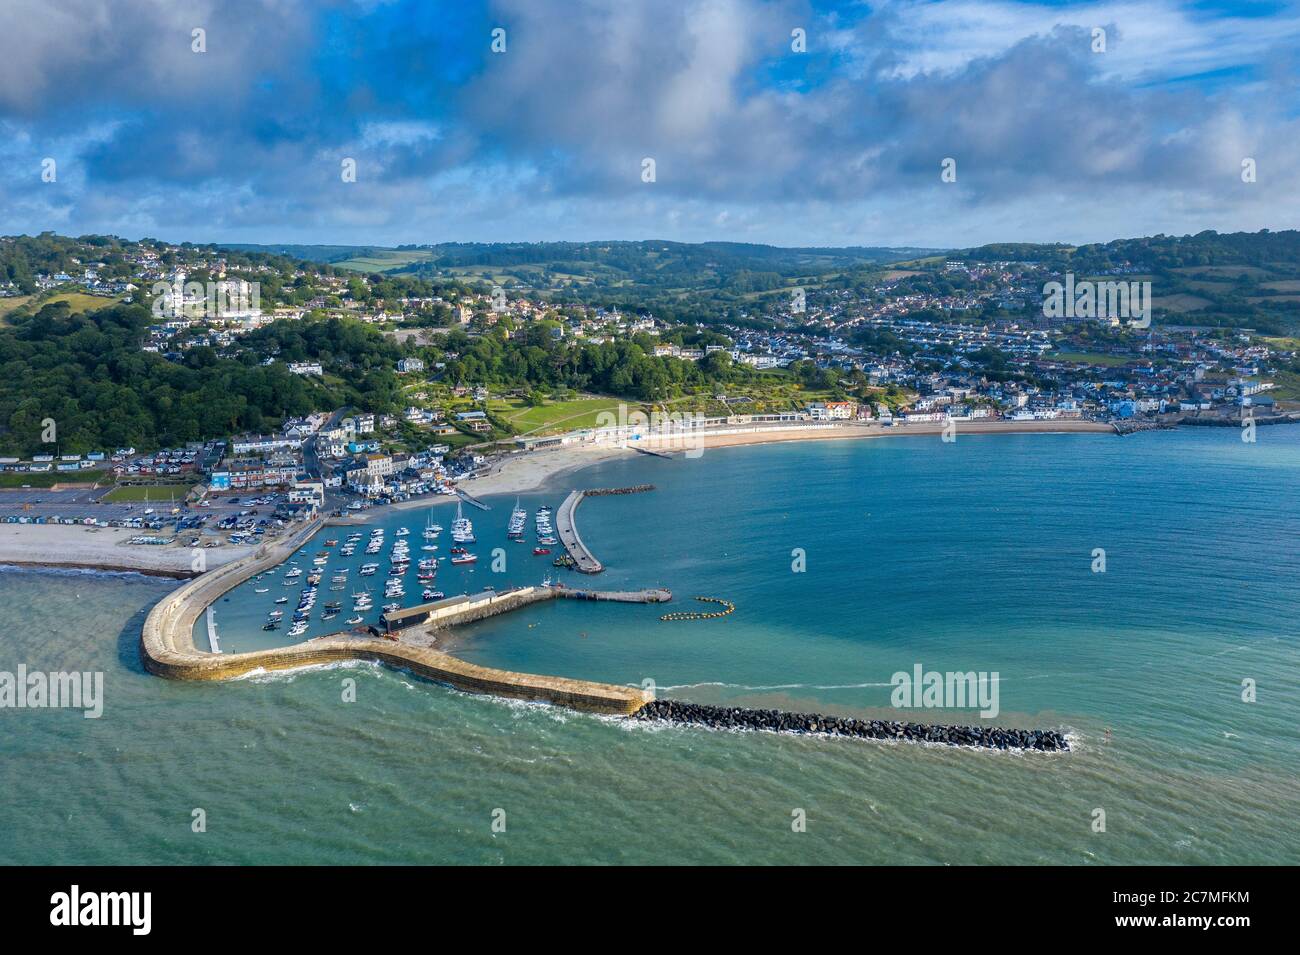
[584,484,656,496]
[140,518,650,714]
[631,700,1070,752]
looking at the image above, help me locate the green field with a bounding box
[1262,336,1300,350]
[0,469,106,488]
[489,396,632,434]
[2,291,123,322]
[333,250,435,272]
[1153,293,1213,313]
[48,291,123,312]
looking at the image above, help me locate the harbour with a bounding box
[148,446,1105,748]
[3,429,1299,864]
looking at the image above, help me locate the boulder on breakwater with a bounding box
[631,699,1069,752]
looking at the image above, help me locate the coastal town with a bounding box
[4,0,1299,884]
[2,233,1298,569]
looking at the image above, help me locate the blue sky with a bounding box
[1,0,1297,248]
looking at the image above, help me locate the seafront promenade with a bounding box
[139,517,652,714]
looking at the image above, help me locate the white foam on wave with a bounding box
[0,562,157,582]
[232,659,377,684]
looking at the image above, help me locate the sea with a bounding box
[2,427,1297,865]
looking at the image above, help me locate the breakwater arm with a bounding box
[633,700,1070,752]
[556,490,603,573]
[553,486,656,573]
[139,520,650,714]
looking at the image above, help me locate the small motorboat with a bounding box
[346,616,364,625]
[254,587,269,593]
[533,547,551,555]
[274,596,289,604]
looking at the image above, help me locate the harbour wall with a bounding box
[138,490,1074,746]
[422,586,553,630]
[139,519,650,715]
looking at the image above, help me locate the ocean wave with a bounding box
[233,659,378,683]
[0,562,159,583]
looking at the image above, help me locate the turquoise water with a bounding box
[2,428,1298,864]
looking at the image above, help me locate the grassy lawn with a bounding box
[0,294,33,323]
[43,291,124,313]
[0,469,106,488]
[1262,336,1300,350]
[1265,370,1300,401]
[102,482,194,502]
[433,430,486,449]
[489,396,631,434]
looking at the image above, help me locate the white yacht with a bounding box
[451,501,475,543]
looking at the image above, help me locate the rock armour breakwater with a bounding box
[584,484,656,496]
[1179,413,1299,428]
[632,700,1070,752]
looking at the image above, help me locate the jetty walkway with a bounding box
[556,490,603,574]
[379,583,671,634]
[455,488,491,510]
[555,585,671,603]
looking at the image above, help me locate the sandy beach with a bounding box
[682,417,1114,450]
[1,419,1116,572]
[382,443,636,511]
[0,523,255,577]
